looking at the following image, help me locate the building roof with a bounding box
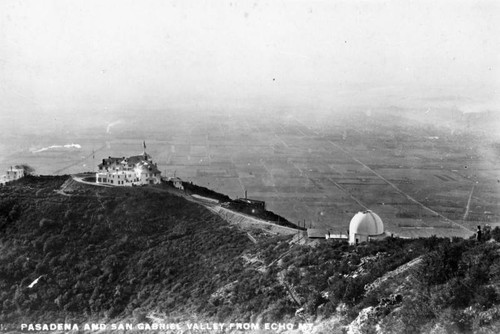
[135,161,160,174]
[125,154,151,165]
[307,228,328,239]
[234,198,265,205]
[98,157,124,168]
[349,210,384,237]
[99,153,155,169]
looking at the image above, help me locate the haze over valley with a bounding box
[1,1,500,332]
[1,87,499,239]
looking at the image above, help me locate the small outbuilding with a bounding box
[307,228,348,240]
[307,228,328,239]
[1,165,26,185]
[349,210,386,245]
[170,177,184,190]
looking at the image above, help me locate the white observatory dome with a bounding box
[349,210,385,244]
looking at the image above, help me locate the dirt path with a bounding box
[71,174,112,187]
[207,205,301,235]
[364,256,424,293]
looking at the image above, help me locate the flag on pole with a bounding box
[143,141,146,150]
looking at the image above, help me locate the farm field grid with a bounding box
[1,107,499,239]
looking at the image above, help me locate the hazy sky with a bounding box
[0,0,498,117]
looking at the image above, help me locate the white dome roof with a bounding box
[349,210,384,237]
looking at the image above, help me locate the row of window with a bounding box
[99,167,134,172]
[97,177,144,184]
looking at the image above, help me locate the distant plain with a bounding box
[1,92,499,239]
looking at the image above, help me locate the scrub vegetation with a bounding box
[1,175,500,333]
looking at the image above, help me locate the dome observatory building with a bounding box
[349,210,386,245]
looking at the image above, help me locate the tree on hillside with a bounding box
[19,164,35,175]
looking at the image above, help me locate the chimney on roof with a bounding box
[245,190,247,199]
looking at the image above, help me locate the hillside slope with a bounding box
[1,176,500,333]
[0,176,261,323]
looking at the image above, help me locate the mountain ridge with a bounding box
[1,176,500,333]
